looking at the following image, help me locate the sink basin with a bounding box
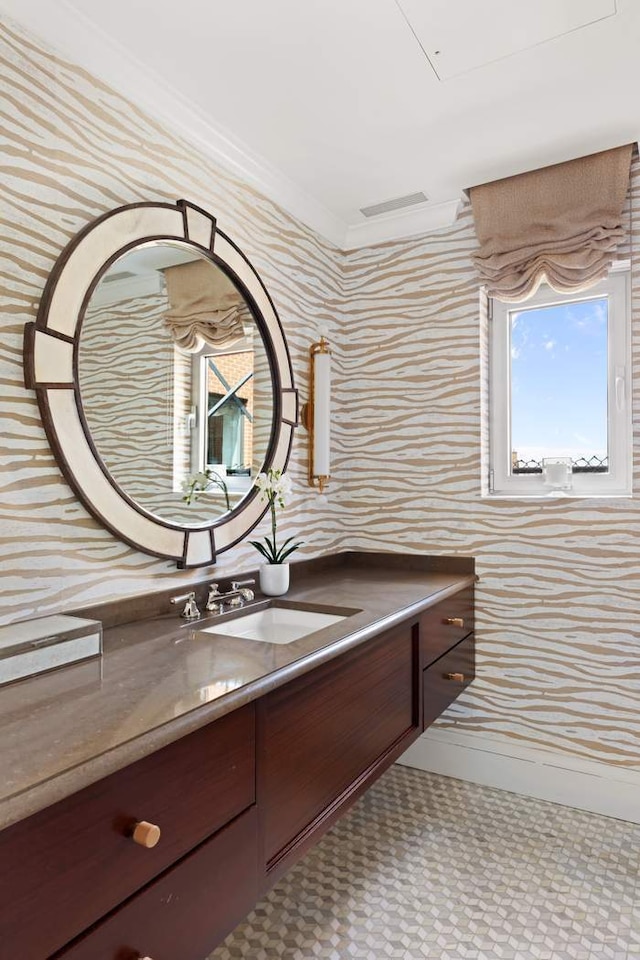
[200,604,353,644]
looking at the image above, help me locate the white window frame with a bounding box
[488,266,631,498]
[190,346,254,496]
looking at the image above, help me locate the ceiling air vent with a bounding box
[103,270,137,283]
[359,191,429,218]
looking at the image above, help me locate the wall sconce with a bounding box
[542,457,573,493]
[302,337,331,493]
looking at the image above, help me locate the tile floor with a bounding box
[211,764,640,960]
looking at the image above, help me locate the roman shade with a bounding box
[163,259,252,352]
[469,144,633,302]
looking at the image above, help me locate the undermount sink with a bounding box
[200,603,358,644]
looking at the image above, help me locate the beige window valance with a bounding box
[163,259,252,352]
[469,144,633,302]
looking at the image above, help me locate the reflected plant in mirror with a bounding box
[182,468,231,512]
[77,243,274,528]
[25,199,298,567]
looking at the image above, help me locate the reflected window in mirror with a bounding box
[78,241,274,528]
[187,343,256,502]
[26,198,297,567]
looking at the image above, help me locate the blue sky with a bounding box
[510,296,608,462]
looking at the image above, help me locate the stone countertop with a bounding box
[0,552,474,831]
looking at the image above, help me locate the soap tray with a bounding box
[0,614,102,687]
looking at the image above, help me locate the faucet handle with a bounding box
[228,590,255,608]
[170,591,201,620]
[206,583,223,612]
[231,579,255,603]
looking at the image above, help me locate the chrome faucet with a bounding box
[206,579,256,614]
[169,591,201,620]
[231,579,256,600]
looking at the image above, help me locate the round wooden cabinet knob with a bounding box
[444,672,466,682]
[131,820,161,848]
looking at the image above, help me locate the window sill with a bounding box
[483,491,632,501]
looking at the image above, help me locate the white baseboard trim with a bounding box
[397,729,640,824]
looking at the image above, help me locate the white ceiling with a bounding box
[2,0,639,248]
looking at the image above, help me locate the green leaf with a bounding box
[276,535,297,549]
[262,537,278,561]
[249,540,274,562]
[275,541,304,563]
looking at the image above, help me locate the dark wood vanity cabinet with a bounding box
[0,705,256,960]
[58,807,259,960]
[423,633,475,729]
[420,584,475,730]
[261,621,420,875]
[0,585,475,960]
[420,584,474,666]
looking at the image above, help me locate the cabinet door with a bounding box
[423,633,475,729]
[58,807,258,960]
[262,622,418,868]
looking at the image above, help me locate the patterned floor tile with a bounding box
[210,766,640,960]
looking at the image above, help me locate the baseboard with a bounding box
[397,728,640,824]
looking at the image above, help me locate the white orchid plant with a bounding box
[182,469,231,512]
[249,468,303,565]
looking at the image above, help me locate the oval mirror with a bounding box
[25,200,298,567]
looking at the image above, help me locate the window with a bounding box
[488,267,631,497]
[189,347,255,497]
[206,392,247,467]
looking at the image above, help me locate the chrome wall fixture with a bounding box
[303,337,331,493]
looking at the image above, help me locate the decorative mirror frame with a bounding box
[24,199,299,568]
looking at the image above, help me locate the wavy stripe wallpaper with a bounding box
[79,291,181,515]
[0,16,344,623]
[1,15,638,775]
[339,165,640,771]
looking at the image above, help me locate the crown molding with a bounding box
[1,0,464,251]
[0,0,347,245]
[343,198,463,250]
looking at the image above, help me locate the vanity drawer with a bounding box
[420,584,474,666]
[0,703,255,960]
[423,633,475,730]
[58,805,258,960]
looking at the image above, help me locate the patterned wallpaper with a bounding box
[339,165,640,770]
[80,290,182,517]
[80,289,264,524]
[0,16,344,622]
[1,15,638,773]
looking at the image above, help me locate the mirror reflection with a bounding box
[77,242,274,527]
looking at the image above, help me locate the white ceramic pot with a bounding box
[259,562,290,597]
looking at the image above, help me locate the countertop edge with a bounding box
[1,574,475,831]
